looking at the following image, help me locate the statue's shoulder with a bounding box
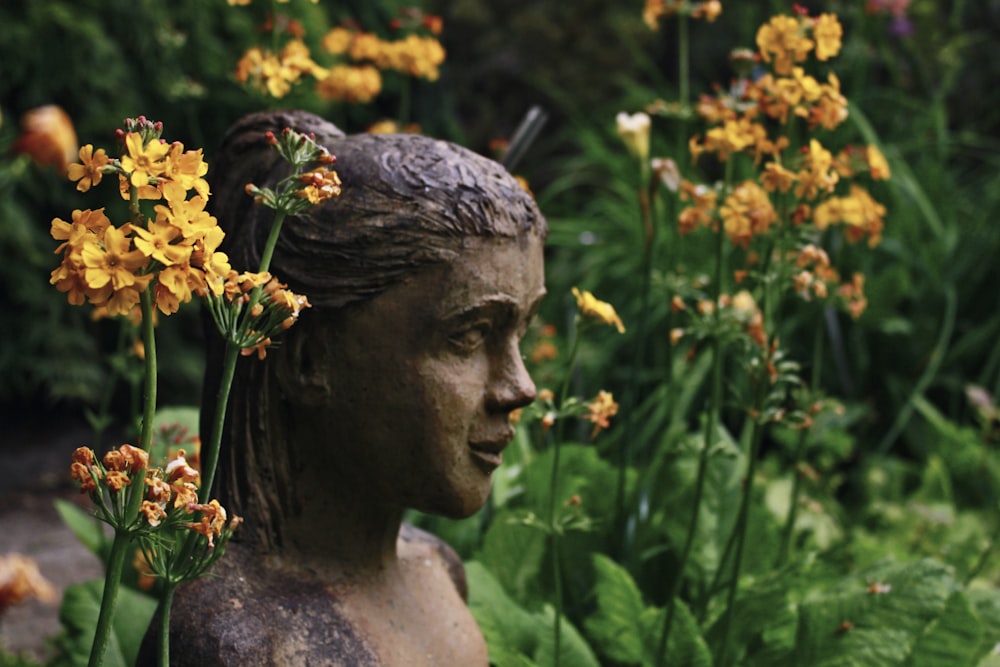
[397,523,468,602]
[154,544,379,666]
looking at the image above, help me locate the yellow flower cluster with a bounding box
[227,2,446,104]
[70,444,149,495]
[720,180,777,249]
[756,12,841,75]
[220,271,311,360]
[676,10,890,261]
[644,0,722,30]
[235,39,327,99]
[314,26,446,103]
[50,129,230,317]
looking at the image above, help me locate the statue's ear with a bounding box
[275,326,335,406]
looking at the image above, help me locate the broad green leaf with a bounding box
[466,561,599,667]
[583,554,648,664]
[477,510,547,603]
[637,601,712,667]
[535,604,601,667]
[970,588,1000,662]
[56,578,157,667]
[906,591,982,667]
[54,498,109,561]
[794,559,959,667]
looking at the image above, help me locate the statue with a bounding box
[152,110,547,666]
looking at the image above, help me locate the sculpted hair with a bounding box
[203,110,546,549]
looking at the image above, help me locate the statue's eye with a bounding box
[450,323,490,351]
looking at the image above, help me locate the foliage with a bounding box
[4,0,1000,665]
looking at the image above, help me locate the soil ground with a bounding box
[1,414,105,663]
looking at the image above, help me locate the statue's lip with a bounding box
[468,430,515,455]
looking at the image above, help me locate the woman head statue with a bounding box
[205,110,547,559]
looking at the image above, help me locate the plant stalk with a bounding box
[88,287,158,667]
[157,584,176,667]
[655,158,731,667]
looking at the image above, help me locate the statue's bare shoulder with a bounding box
[397,523,469,602]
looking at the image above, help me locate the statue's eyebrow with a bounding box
[441,296,519,325]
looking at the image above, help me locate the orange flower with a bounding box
[13,105,79,174]
[0,554,57,614]
[585,390,619,438]
[67,144,110,192]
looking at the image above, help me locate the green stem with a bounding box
[88,289,157,667]
[198,343,240,505]
[87,531,132,667]
[548,446,564,667]
[678,13,690,111]
[777,320,825,568]
[655,160,731,667]
[615,162,656,559]
[201,210,286,504]
[156,584,176,667]
[875,285,956,455]
[549,325,584,667]
[715,401,766,667]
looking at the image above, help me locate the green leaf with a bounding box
[583,554,648,664]
[477,510,547,603]
[793,559,961,667]
[56,578,157,667]
[534,604,602,667]
[53,498,109,562]
[637,601,712,667]
[466,561,600,667]
[906,592,982,667]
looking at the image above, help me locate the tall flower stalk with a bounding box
[51,118,339,666]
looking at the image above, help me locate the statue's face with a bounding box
[305,233,545,519]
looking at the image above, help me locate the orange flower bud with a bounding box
[13,105,79,174]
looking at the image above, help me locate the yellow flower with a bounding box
[140,500,168,528]
[185,500,230,548]
[866,144,891,180]
[572,287,626,333]
[67,144,110,192]
[692,1,722,22]
[160,143,210,203]
[812,13,843,61]
[133,218,191,267]
[756,14,812,76]
[121,132,169,188]
[81,225,148,292]
[794,139,839,201]
[616,112,651,162]
[296,167,343,204]
[720,180,777,249]
[316,65,383,103]
[322,27,355,55]
[585,390,619,438]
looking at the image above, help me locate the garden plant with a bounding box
[1,1,999,666]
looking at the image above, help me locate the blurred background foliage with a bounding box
[3,0,1000,664]
[0,0,997,491]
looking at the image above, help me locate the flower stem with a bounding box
[777,320,824,568]
[715,389,766,667]
[549,327,583,667]
[615,161,656,557]
[88,288,157,667]
[157,584,176,667]
[655,159,731,667]
[200,210,286,504]
[87,531,132,667]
